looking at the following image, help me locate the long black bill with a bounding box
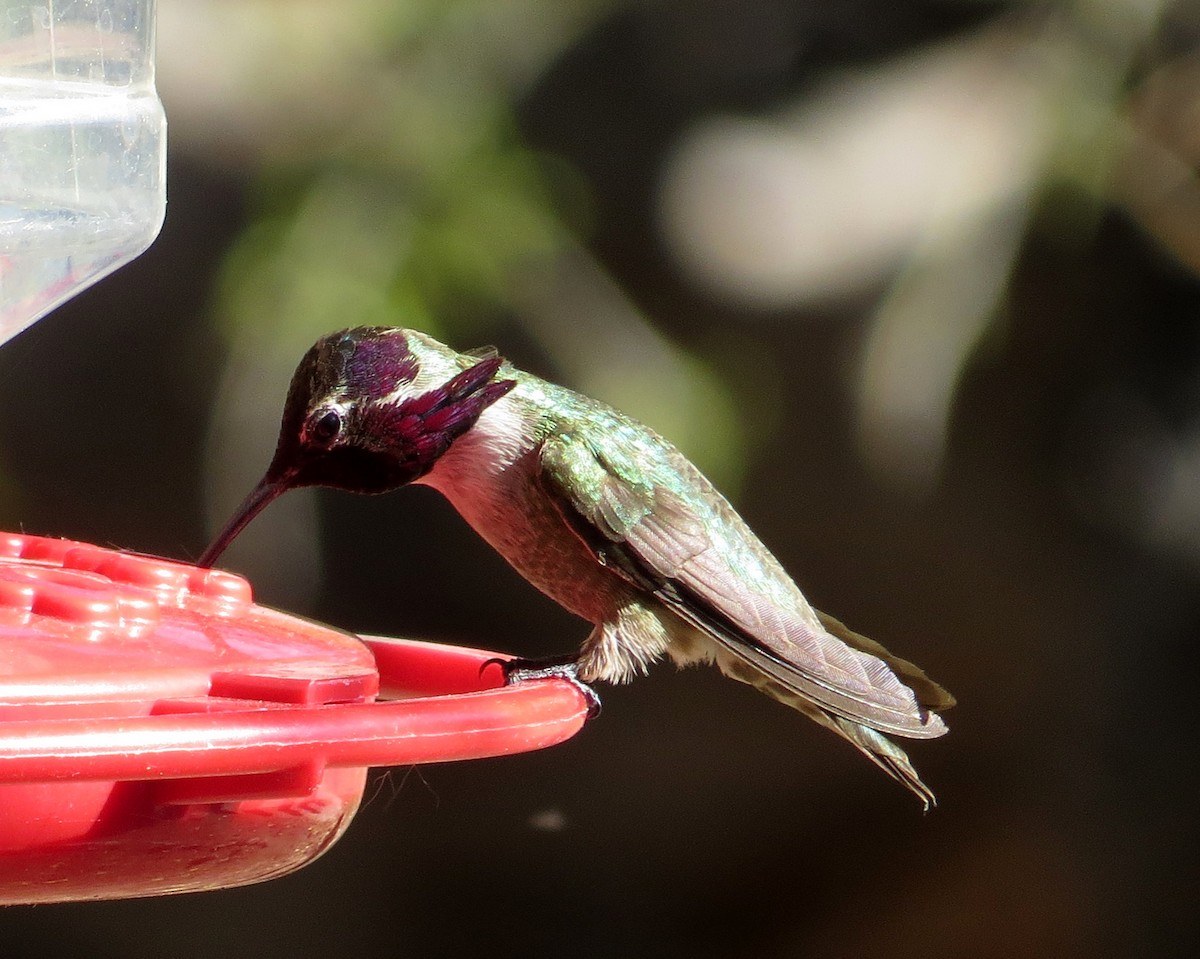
[196,476,290,568]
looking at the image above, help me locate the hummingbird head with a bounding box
[198,327,516,567]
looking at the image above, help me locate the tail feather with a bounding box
[830,716,938,811]
[717,653,942,809]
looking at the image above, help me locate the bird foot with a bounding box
[481,655,602,719]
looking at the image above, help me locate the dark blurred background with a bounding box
[3,0,1200,955]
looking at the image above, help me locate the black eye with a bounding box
[308,408,343,447]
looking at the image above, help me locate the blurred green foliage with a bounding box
[210,0,747,488]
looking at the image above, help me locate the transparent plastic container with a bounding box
[0,0,166,345]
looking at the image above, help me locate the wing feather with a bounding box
[539,432,949,739]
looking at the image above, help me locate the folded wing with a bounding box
[538,431,951,740]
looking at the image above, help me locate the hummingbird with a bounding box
[199,327,953,807]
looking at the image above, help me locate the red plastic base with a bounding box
[0,533,588,903]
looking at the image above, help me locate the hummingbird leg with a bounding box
[481,655,602,718]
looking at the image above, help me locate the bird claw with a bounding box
[479,655,602,719]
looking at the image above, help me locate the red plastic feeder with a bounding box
[0,533,588,904]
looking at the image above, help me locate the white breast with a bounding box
[417,393,630,623]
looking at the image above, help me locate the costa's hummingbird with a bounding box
[199,327,953,807]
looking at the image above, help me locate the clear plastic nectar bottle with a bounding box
[0,0,166,346]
